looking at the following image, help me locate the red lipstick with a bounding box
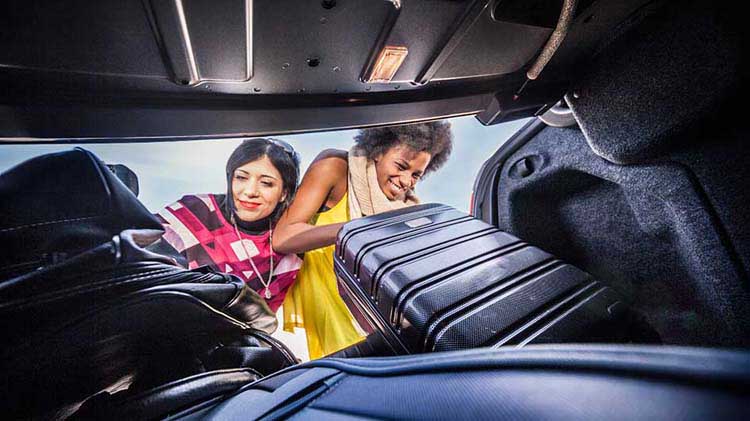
[238,200,261,210]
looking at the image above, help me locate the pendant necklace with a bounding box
[233,218,275,299]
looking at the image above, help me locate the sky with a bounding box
[0,116,529,213]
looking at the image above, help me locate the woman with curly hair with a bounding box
[274,121,453,358]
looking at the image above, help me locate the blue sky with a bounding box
[0,116,529,213]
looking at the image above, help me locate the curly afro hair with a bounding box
[353,121,453,177]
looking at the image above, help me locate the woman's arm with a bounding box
[273,151,348,254]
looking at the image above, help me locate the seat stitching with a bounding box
[0,215,100,232]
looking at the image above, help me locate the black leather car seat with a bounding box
[0,149,296,419]
[172,345,750,420]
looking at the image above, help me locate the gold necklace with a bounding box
[233,219,274,299]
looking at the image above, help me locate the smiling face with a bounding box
[374,144,432,201]
[231,155,286,222]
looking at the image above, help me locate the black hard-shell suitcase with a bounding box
[334,204,628,355]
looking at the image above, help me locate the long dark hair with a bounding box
[225,138,300,223]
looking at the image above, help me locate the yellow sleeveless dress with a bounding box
[282,192,365,359]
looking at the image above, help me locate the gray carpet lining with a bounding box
[566,0,742,165]
[495,126,750,346]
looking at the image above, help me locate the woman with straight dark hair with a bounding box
[155,138,302,316]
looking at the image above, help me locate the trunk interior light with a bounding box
[366,46,408,83]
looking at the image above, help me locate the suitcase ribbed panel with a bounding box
[355,214,477,283]
[339,204,451,263]
[425,264,591,352]
[335,257,409,353]
[348,210,469,279]
[490,281,604,347]
[337,203,446,248]
[360,220,500,298]
[512,286,623,346]
[380,239,534,325]
[368,226,500,303]
[338,204,448,253]
[334,204,627,355]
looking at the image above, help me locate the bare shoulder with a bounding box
[309,149,348,177]
[313,148,348,163]
[299,149,348,207]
